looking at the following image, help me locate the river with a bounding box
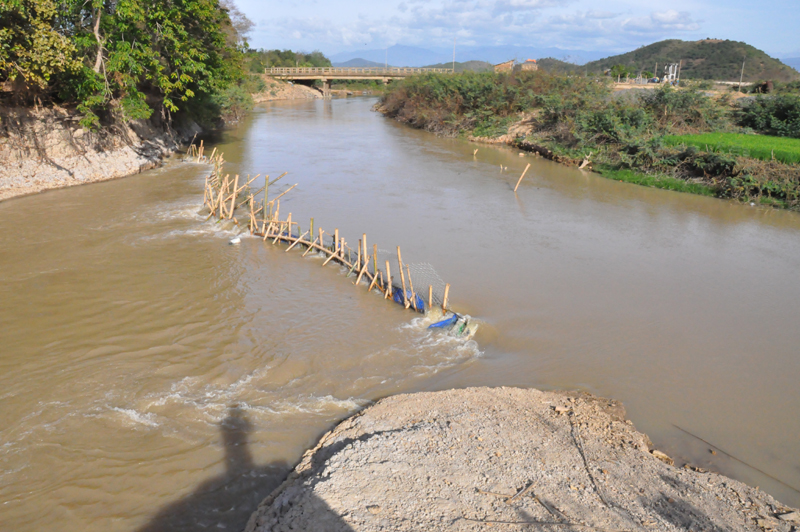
[1,97,799,531]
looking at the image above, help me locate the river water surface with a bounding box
[2,97,800,531]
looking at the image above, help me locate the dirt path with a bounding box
[246,387,799,532]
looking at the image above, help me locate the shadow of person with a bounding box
[137,405,351,532]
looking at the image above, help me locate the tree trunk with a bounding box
[92,6,103,73]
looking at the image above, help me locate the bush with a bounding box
[738,95,800,138]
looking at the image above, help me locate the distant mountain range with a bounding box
[330,41,800,82]
[333,58,493,73]
[332,58,388,68]
[329,44,606,68]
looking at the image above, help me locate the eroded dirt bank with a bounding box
[246,387,799,532]
[0,107,200,202]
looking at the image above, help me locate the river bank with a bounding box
[246,387,799,532]
[376,72,800,210]
[0,106,200,202]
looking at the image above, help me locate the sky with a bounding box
[235,0,800,59]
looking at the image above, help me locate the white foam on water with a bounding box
[110,407,160,427]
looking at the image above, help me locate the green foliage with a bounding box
[596,166,715,196]
[1,0,249,128]
[246,49,331,72]
[0,0,82,91]
[737,95,800,138]
[664,132,800,164]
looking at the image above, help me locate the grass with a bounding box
[664,132,800,165]
[595,166,716,196]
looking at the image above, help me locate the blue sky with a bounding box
[236,0,800,58]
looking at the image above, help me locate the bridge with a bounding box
[264,67,454,97]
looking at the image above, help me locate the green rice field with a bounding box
[663,133,800,165]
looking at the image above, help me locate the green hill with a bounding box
[536,58,581,74]
[581,39,799,82]
[422,60,494,73]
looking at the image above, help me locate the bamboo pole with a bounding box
[397,247,408,307]
[368,268,381,291]
[406,264,417,311]
[514,163,531,192]
[385,260,392,299]
[334,228,339,252]
[372,244,378,278]
[228,174,239,218]
[264,199,280,241]
[268,183,297,204]
[285,230,309,252]
[355,255,370,285]
[357,240,362,272]
[428,285,433,310]
[442,283,450,312]
[362,234,367,270]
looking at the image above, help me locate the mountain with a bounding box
[330,45,445,68]
[581,39,800,82]
[536,58,581,74]
[422,60,494,73]
[329,44,609,68]
[332,58,390,68]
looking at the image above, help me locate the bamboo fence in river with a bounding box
[190,142,453,317]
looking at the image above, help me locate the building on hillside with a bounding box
[494,60,515,73]
[519,59,538,71]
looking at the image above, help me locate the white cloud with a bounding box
[624,10,700,33]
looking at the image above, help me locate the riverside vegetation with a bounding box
[0,0,256,129]
[378,71,800,210]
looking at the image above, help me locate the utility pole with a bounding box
[452,37,456,73]
[739,59,746,93]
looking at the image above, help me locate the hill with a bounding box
[332,58,389,68]
[421,60,493,73]
[581,39,799,82]
[536,58,581,74]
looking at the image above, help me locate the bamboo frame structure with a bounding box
[193,141,455,318]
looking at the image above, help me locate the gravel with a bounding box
[245,386,798,532]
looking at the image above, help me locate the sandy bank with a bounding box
[252,77,322,102]
[0,106,200,202]
[246,387,799,532]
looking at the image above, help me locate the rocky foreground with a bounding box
[246,387,799,532]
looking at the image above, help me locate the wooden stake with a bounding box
[334,228,339,252]
[428,285,433,310]
[514,163,531,192]
[442,283,450,312]
[385,260,392,299]
[372,244,378,278]
[397,247,408,308]
[406,264,417,311]
[357,239,362,271]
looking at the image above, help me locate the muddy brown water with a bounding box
[1,97,799,531]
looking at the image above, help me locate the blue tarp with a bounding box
[392,289,425,311]
[428,314,458,329]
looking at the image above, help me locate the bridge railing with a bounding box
[265,67,454,76]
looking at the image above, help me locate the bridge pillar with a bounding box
[322,79,332,99]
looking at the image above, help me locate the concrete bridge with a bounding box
[264,67,454,97]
